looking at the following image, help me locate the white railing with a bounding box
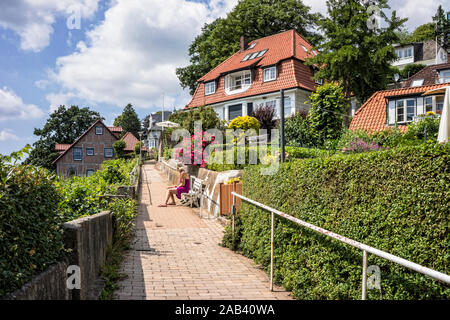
[230,192,450,299]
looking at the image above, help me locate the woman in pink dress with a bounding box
[158,167,190,207]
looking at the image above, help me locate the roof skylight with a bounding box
[242,53,252,62]
[241,49,268,62]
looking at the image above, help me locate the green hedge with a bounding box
[0,149,65,297]
[223,143,450,299]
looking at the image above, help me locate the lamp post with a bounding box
[138,131,143,163]
[280,89,285,163]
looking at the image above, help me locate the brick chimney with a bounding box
[240,35,248,51]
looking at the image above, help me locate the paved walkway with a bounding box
[114,164,292,300]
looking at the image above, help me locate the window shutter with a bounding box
[387,100,396,125]
[416,97,424,116]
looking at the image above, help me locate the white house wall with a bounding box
[210,88,312,121]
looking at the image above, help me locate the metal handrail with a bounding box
[231,192,450,299]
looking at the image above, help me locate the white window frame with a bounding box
[396,47,413,60]
[204,81,215,95]
[411,79,424,87]
[86,147,94,156]
[395,98,416,123]
[104,148,114,158]
[423,95,445,114]
[95,126,103,135]
[225,70,252,95]
[73,147,82,161]
[86,169,94,177]
[263,66,277,82]
[438,70,450,84]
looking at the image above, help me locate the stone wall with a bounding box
[4,261,70,300]
[63,211,113,300]
[5,211,112,300]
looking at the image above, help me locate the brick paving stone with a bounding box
[114,164,292,300]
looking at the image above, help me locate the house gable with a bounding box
[53,120,119,176]
[350,83,448,133]
[186,30,318,109]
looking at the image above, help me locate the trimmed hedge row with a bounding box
[0,164,65,297]
[223,143,450,299]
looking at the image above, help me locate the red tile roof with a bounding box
[107,126,123,133]
[350,83,449,132]
[55,144,71,151]
[187,30,318,108]
[120,132,147,152]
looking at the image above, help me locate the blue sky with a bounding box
[0,0,447,156]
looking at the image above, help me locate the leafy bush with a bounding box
[57,158,136,221]
[228,116,260,132]
[306,82,348,145]
[404,113,440,142]
[113,140,126,158]
[284,111,316,147]
[107,198,138,244]
[284,146,330,159]
[252,104,277,134]
[223,143,450,299]
[163,148,173,160]
[0,146,65,297]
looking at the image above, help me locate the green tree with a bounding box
[306,82,348,145]
[407,23,435,43]
[25,105,102,169]
[114,104,141,138]
[306,0,406,103]
[113,140,126,159]
[176,0,322,94]
[433,5,449,50]
[400,63,427,79]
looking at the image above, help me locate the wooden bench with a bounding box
[181,176,204,209]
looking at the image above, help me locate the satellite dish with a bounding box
[394,74,400,82]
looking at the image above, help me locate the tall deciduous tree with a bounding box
[306,0,406,103]
[113,104,141,138]
[25,105,103,169]
[176,0,322,95]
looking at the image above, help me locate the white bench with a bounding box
[181,176,204,209]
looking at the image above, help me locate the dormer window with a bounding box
[205,81,216,95]
[396,47,413,59]
[438,70,450,83]
[263,66,277,82]
[411,79,424,87]
[225,70,252,95]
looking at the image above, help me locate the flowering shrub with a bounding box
[342,138,387,154]
[174,131,219,168]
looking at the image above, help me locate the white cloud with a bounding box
[0,0,100,52]
[46,92,76,112]
[48,0,237,110]
[0,129,19,141]
[0,87,44,121]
